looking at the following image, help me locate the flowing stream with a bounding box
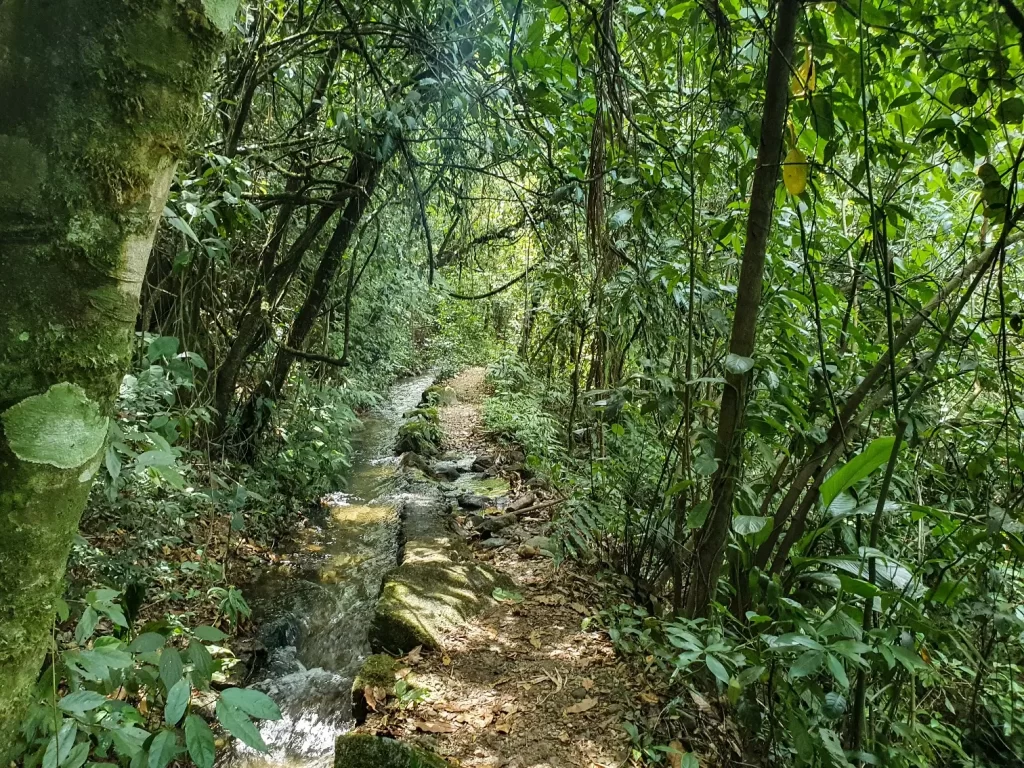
[230,373,436,767]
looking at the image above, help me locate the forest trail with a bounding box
[358,368,641,768]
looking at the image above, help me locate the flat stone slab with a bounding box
[335,734,448,767]
[370,490,513,654]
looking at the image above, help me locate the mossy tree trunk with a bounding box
[0,0,236,754]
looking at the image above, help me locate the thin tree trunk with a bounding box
[685,0,801,617]
[212,40,343,430]
[238,152,383,442]
[0,0,234,753]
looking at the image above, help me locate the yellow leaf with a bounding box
[783,149,809,195]
[792,47,816,96]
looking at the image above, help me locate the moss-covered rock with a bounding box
[351,654,398,724]
[422,384,457,406]
[334,734,448,768]
[395,410,443,457]
[452,474,510,498]
[370,492,513,654]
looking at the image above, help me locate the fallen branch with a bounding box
[507,497,565,517]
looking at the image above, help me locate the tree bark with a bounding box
[0,0,235,753]
[685,0,801,617]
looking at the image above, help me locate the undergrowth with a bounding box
[482,353,1024,768]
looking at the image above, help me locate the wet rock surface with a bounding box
[335,733,449,768]
[369,483,513,655]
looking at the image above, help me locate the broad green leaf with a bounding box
[58,690,108,715]
[43,721,77,768]
[735,665,765,686]
[147,730,178,768]
[790,650,824,678]
[55,597,70,623]
[165,679,191,726]
[826,653,849,688]
[111,725,150,757]
[166,214,199,243]
[192,625,228,643]
[610,208,632,228]
[159,648,184,692]
[997,97,1024,124]
[492,587,524,603]
[1,383,108,469]
[686,500,711,528]
[64,742,90,768]
[891,645,928,672]
[215,700,268,752]
[147,336,180,362]
[219,688,281,721]
[768,633,824,652]
[129,633,166,653]
[705,654,730,684]
[189,642,215,688]
[824,691,847,718]
[723,353,755,374]
[819,437,896,509]
[733,515,768,535]
[185,715,216,768]
[693,453,718,476]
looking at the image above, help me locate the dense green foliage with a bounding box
[12,0,1024,765]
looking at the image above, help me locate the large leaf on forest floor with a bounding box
[819,437,896,509]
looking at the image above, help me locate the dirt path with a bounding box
[360,368,640,768]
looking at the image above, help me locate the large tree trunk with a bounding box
[685,0,800,617]
[0,0,235,753]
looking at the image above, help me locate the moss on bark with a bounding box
[0,0,236,756]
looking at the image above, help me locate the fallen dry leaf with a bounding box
[689,690,712,713]
[570,602,589,616]
[529,630,542,649]
[493,717,515,734]
[364,686,379,712]
[415,721,456,733]
[395,666,412,680]
[563,697,597,715]
[668,740,684,768]
[534,593,566,605]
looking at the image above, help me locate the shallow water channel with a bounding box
[230,373,435,767]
